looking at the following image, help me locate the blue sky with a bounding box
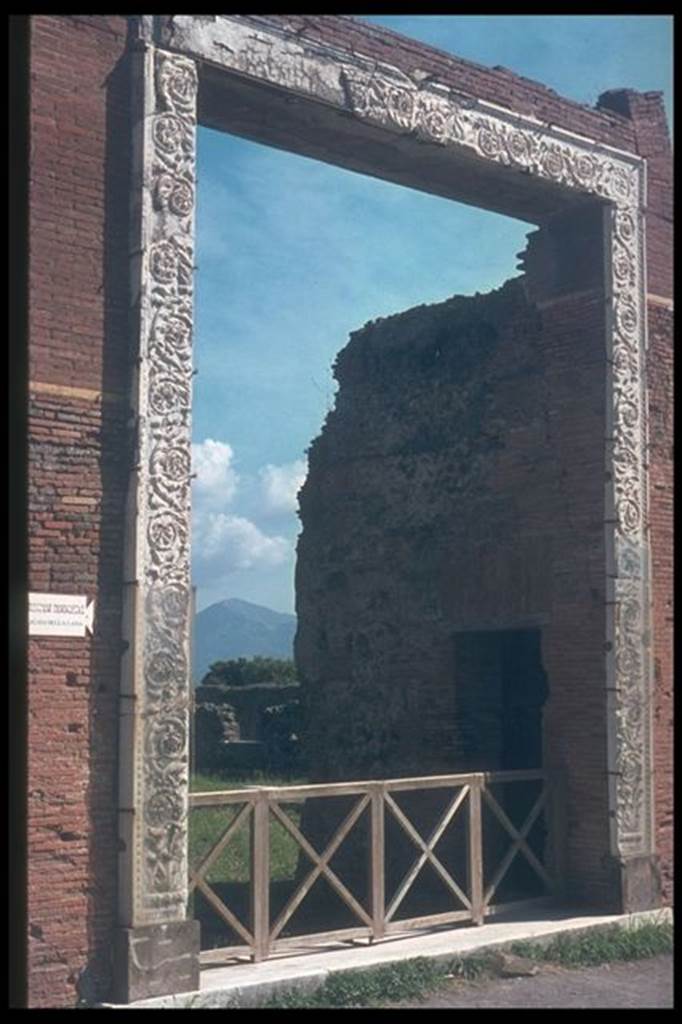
[191,15,672,615]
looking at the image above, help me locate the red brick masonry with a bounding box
[29,15,129,1008]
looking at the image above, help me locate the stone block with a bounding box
[112,920,200,1004]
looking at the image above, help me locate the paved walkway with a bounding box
[397,954,674,1009]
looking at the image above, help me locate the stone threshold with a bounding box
[102,906,671,1009]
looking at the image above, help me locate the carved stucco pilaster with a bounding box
[604,191,654,858]
[120,44,197,928]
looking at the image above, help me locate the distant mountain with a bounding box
[192,598,296,683]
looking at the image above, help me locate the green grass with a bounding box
[189,772,307,884]
[190,771,307,793]
[509,917,673,967]
[263,957,453,1008]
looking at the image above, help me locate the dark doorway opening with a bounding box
[453,628,550,903]
[452,628,548,773]
[500,630,548,771]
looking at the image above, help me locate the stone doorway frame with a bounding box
[117,14,654,1000]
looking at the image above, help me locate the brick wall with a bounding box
[28,15,130,1008]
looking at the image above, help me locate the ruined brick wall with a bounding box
[296,267,619,903]
[28,15,131,1007]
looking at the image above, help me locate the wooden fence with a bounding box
[189,769,561,963]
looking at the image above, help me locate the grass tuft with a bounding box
[264,957,451,1008]
[447,951,498,980]
[509,918,673,967]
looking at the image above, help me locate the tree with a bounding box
[201,656,298,688]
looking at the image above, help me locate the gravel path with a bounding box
[393,954,674,1009]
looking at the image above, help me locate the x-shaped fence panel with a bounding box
[188,770,558,963]
[384,785,471,923]
[482,784,552,907]
[269,793,372,941]
[189,799,256,950]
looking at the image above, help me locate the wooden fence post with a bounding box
[468,777,484,925]
[370,783,385,942]
[251,791,270,961]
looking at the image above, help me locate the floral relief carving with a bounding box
[612,337,639,380]
[416,94,460,143]
[615,538,643,579]
[144,641,188,708]
[148,305,193,381]
[540,142,565,179]
[571,151,597,186]
[143,783,187,898]
[613,579,650,847]
[149,239,180,283]
[158,55,197,112]
[616,700,646,838]
[149,238,193,293]
[341,63,638,205]
[341,71,414,129]
[612,244,634,287]
[131,49,197,924]
[616,298,639,338]
[152,113,188,157]
[505,129,533,166]
[145,582,189,632]
[148,375,187,416]
[154,172,194,217]
[615,209,636,244]
[146,716,188,761]
[150,434,191,477]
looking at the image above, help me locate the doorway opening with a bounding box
[188,125,535,950]
[453,628,550,902]
[453,628,549,773]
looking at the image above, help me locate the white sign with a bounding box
[29,593,95,637]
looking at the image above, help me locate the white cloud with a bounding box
[190,438,293,592]
[192,439,239,509]
[259,458,307,515]
[193,511,290,577]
